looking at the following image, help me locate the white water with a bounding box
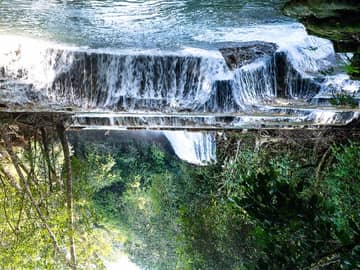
[195,23,339,96]
[231,58,276,107]
[163,131,216,165]
[1,26,354,112]
[0,36,77,88]
[313,73,360,104]
[105,256,141,270]
[0,25,359,166]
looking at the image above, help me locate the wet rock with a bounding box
[0,67,5,77]
[275,51,322,98]
[219,41,278,70]
[283,0,360,53]
[203,80,240,112]
[219,41,321,99]
[283,0,360,80]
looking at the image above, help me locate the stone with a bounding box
[283,0,360,79]
[0,67,5,77]
[219,41,278,70]
[282,0,360,52]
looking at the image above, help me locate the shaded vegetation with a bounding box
[283,0,360,52]
[1,117,360,270]
[329,91,358,108]
[348,52,360,80]
[0,123,116,269]
[91,131,360,270]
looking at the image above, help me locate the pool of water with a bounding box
[0,0,291,49]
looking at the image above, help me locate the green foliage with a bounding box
[319,143,360,269]
[177,198,259,270]
[90,142,184,270]
[329,91,358,108]
[218,149,328,268]
[0,142,71,269]
[4,131,360,270]
[345,63,360,79]
[94,136,360,270]
[346,52,360,80]
[0,138,120,269]
[150,145,166,171]
[72,145,120,195]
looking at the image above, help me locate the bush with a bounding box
[329,91,358,108]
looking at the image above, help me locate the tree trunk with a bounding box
[57,123,77,270]
[1,136,72,268]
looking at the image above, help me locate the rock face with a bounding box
[219,42,278,70]
[283,0,360,52]
[274,51,322,98]
[283,0,360,79]
[219,42,321,98]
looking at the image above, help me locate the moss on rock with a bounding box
[283,0,360,78]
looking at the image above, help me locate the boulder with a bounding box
[219,41,278,70]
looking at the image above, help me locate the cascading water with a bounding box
[51,51,227,111]
[232,58,276,107]
[0,40,233,111]
[0,41,281,113]
[163,131,216,165]
[1,31,349,113]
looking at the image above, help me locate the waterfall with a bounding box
[51,52,226,111]
[278,35,335,98]
[0,41,280,112]
[0,33,319,113]
[232,58,276,107]
[0,37,234,111]
[1,32,359,126]
[0,34,332,111]
[195,24,344,100]
[163,131,216,165]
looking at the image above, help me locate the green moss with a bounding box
[346,64,360,80]
[348,53,360,79]
[284,1,360,18]
[283,0,360,53]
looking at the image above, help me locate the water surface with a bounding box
[0,0,291,49]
